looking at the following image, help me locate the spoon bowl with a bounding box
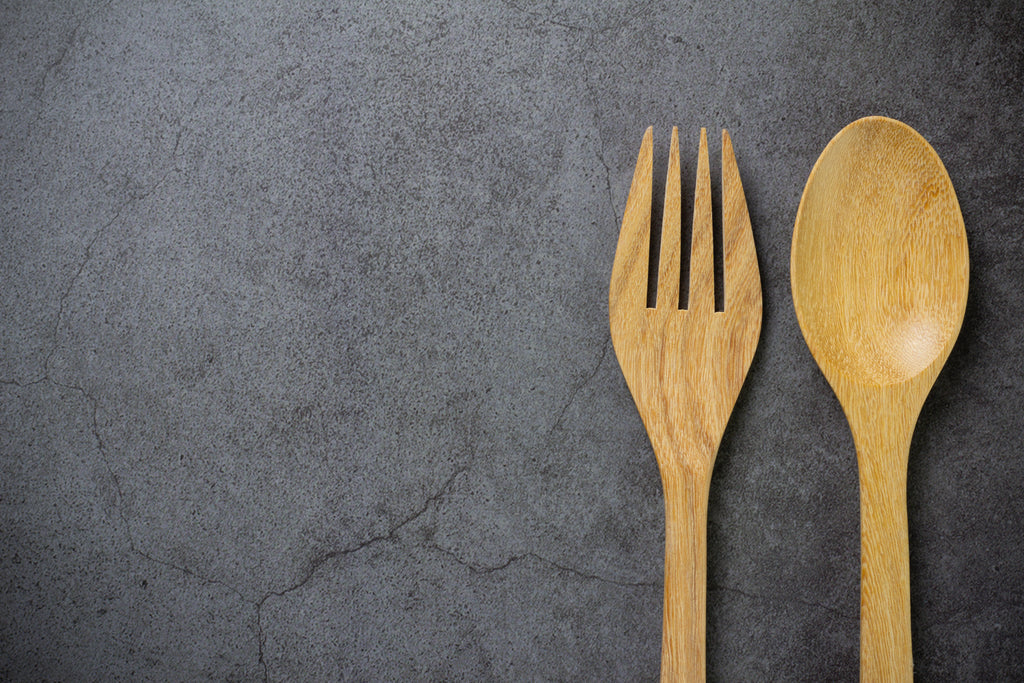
[792,116,968,389]
[791,116,968,681]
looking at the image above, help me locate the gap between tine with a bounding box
[689,128,714,313]
[656,127,682,311]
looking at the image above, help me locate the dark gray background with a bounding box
[2,1,1022,680]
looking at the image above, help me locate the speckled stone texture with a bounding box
[2,1,1022,680]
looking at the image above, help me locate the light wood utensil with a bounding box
[791,116,969,681]
[610,127,761,681]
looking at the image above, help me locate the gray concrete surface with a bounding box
[2,1,1022,680]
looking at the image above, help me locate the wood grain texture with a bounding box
[610,127,761,681]
[791,116,969,682]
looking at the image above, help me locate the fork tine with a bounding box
[688,128,714,313]
[611,126,653,312]
[721,130,759,310]
[656,127,681,310]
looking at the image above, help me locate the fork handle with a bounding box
[661,468,710,682]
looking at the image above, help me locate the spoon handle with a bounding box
[660,468,710,682]
[858,438,913,682]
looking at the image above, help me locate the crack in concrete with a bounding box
[708,583,854,621]
[578,56,621,232]
[42,209,122,379]
[253,465,469,680]
[4,189,147,387]
[7,46,627,669]
[34,0,117,102]
[262,465,469,602]
[536,552,657,588]
[30,35,197,386]
[41,169,173,383]
[14,372,473,682]
[46,378,130,531]
[6,369,261,679]
[255,602,269,683]
[3,99,233,604]
[6,375,259,675]
[36,14,86,100]
[549,337,610,434]
[429,543,658,589]
[592,111,621,228]
[0,377,47,388]
[168,88,208,171]
[135,547,248,600]
[46,377,249,597]
[499,0,589,33]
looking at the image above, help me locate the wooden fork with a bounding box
[609,127,762,681]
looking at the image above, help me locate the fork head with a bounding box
[609,127,761,473]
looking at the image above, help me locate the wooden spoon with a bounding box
[791,116,968,680]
